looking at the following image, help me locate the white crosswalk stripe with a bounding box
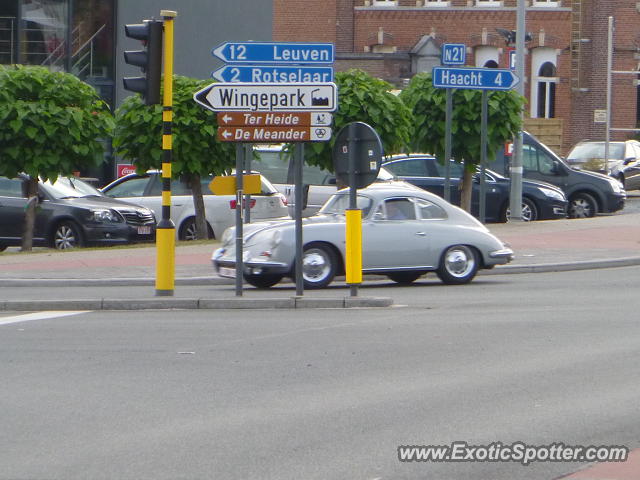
[0,311,90,326]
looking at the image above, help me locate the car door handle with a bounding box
[415,231,427,236]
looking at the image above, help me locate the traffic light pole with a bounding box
[155,10,177,296]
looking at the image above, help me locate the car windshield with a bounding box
[568,143,625,161]
[319,193,373,216]
[42,177,104,199]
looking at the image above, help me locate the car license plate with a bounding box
[218,267,236,278]
[137,226,151,235]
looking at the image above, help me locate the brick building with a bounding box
[273,0,640,155]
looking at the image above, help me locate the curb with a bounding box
[3,256,640,287]
[0,296,394,312]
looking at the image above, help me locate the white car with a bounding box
[102,172,287,240]
[213,183,514,289]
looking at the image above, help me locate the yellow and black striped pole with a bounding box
[155,10,177,296]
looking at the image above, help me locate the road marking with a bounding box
[0,311,90,326]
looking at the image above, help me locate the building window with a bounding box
[532,0,560,6]
[475,0,503,7]
[474,46,499,68]
[536,62,557,118]
[423,0,451,6]
[370,0,398,6]
[530,48,558,119]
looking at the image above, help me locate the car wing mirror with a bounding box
[373,211,385,222]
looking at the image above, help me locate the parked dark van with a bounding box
[488,131,626,218]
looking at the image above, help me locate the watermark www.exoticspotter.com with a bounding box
[397,441,629,466]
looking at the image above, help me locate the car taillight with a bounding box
[230,198,256,209]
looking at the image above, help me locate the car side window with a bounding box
[0,177,23,197]
[522,144,539,173]
[385,159,428,177]
[430,160,463,179]
[415,198,447,220]
[382,198,416,220]
[104,177,149,197]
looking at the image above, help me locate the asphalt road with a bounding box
[1,266,639,480]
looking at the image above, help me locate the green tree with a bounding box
[400,72,524,212]
[296,69,413,173]
[114,75,236,240]
[0,65,114,251]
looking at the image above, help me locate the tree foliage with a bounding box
[399,72,524,168]
[297,69,413,171]
[114,75,236,239]
[0,65,114,181]
[114,75,235,175]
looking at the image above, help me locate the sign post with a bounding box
[195,41,336,295]
[432,63,520,223]
[332,122,383,297]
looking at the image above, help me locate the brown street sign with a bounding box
[217,126,332,142]
[217,111,332,127]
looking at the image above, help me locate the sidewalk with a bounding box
[2,209,640,310]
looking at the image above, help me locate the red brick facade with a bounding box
[273,0,640,154]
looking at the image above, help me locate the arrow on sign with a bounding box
[432,66,519,91]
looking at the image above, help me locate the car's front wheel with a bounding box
[501,197,538,222]
[387,272,424,284]
[244,274,283,289]
[52,221,84,250]
[436,245,479,285]
[569,192,597,218]
[300,243,337,289]
[0,244,7,252]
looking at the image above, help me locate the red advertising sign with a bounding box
[117,164,136,178]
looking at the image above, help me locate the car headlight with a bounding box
[90,208,123,223]
[608,178,623,193]
[537,187,565,201]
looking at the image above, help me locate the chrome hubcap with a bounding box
[444,247,474,278]
[302,249,330,282]
[55,225,77,249]
[572,199,591,217]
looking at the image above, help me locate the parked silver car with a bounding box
[212,183,514,288]
[566,140,640,190]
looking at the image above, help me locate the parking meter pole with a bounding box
[346,123,360,297]
[444,89,453,203]
[155,10,177,297]
[294,143,304,296]
[479,90,488,224]
[234,143,244,297]
[244,143,252,223]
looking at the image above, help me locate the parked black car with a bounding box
[488,131,626,218]
[382,155,568,222]
[0,174,156,251]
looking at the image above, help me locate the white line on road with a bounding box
[0,311,90,326]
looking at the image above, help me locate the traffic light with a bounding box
[123,20,163,105]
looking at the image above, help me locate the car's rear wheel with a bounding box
[179,217,214,241]
[52,221,84,250]
[387,272,424,284]
[501,197,538,222]
[436,245,479,285]
[300,243,337,289]
[244,274,283,289]
[569,192,597,218]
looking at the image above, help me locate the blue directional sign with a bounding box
[212,65,334,83]
[432,66,519,91]
[212,42,334,65]
[442,44,466,65]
